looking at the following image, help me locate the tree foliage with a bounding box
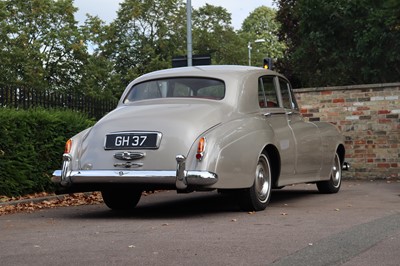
[0,0,86,92]
[192,4,243,65]
[276,0,400,87]
[102,0,187,84]
[78,15,123,98]
[1,0,399,95]
[240,6,286,67]
[0,0,286,98]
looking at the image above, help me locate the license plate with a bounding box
[104,132,161,150]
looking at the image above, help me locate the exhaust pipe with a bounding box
[342,162,350,171]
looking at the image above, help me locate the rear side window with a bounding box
[124,78,225,103]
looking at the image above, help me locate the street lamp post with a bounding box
[186,0,192,66]
[247,42,251,66]
[248,39,266,66]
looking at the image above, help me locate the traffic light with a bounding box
[263,57,273,70]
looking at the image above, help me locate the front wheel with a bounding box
[239,154,272,211]
[101,187,142,211]
[317,152,342,193]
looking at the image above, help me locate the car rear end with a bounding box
[53,74,235,193]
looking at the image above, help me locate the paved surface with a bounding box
[0,180,399,265]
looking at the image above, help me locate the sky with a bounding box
[73,0,275,29]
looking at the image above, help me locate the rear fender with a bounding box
[65,127,92,171]
[186,116,276,189]
[313,122,345,180]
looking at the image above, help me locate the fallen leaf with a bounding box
[0,192,103,216]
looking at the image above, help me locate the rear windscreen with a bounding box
[124,78,225,103]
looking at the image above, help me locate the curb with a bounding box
[0,194,68,207]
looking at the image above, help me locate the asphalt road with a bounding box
[0,180,399,266]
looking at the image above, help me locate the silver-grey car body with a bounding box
[53,65,346,211]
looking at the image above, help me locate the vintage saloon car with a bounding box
[53,65,347,211]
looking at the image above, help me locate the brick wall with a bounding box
[295,83,399,180]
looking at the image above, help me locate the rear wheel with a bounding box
[317,152,342,193]
[101,187,142,211]
[239,154,272,211]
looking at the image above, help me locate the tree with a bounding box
[0,0,87,92]
[192,4,243,65]
[349,0,400,84]
[275,0,301,86]
[240,6,286,67]
[102,0,187,85]
[276,0,400,87]
[77,15,123,99]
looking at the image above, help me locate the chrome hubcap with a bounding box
[255,155,271,203]
[331,154,341,188]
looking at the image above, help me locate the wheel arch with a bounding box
[336,144,345,166]
[262,144,281,189]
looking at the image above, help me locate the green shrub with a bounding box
[0,108,95,196]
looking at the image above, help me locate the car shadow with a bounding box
[271,187,320,203]
[69,188,321,220]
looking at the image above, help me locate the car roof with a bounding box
[120,65,287,114]
[133,65,279,82]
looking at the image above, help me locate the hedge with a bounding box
[0,108,95,197]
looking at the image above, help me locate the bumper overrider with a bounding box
[52,154,218,190]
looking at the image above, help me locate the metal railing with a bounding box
[0,86,118,119]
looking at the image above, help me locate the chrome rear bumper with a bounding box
[52,154,218,190]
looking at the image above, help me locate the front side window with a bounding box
[279,78,298,110]
[124,78,225,103]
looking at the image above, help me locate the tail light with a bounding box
[196,137,206,160]
[64,139,72,154]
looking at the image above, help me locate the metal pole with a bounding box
[186,0,193,66]
[248,39,265,66]
[248,42,251,66]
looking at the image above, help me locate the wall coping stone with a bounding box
[295,82,400,93]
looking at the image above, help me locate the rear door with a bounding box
[258,76,297,184]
